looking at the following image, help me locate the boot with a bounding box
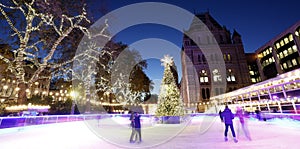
[233,137,238,143]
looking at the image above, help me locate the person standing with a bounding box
[129,112,136,143]
[133,112,142,143]
[221,105,238,143]
[236,106,251,141]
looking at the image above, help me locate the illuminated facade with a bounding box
[210,21,300,114]
[211,69,300,114]
[181,12,251,112]
[256,21,300,81]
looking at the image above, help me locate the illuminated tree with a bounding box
[155,55,184,116]
[0,0,108,105]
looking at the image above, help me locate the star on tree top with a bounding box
[161,55,174,67]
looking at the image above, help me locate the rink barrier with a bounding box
[0,113,201,129]
[1,113,299,129]
[261,113,300,121]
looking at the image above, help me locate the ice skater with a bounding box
[236,106,251,141]
[129,112,142,144]
[129,112,136,143]
[220,105,238,143]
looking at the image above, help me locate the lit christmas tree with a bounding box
[155,55,184,116]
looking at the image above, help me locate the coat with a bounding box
[221,108,235,124]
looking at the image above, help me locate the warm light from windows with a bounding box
[257,54,263,58]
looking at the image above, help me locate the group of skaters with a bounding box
[129,111,142,144]
[219,105,252,143]
[128,106,254,144]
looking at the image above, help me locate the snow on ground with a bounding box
[0,116,299,149]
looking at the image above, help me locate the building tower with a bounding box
[181,12,251,112]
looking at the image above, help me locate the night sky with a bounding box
[1,0,299,94]
[94,0,299,94]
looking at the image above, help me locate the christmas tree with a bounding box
[155,55,185,116]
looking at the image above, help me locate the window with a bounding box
[283,63,287,69]
[198,55,201,62]
[200,70,209,83]
[249,71,254,75]
[269,57,273,63]
[223,54,227,61]
[213,69,222,82]
[284,37,289,44]
[288,47,293,54]
[283,50,288,57]
[202,88,206,99]
[280,40,284,46]
[287,60,292,68]
[289,34,294,41]
[292,45,297,52]
[251,78,256,83]
[227,54,231,61]
[269,47,272,53]
[227,69,236,82]
[276,43,280,49]
[202,55,206,63]
[279,52,283,59]
[292,59,297,66]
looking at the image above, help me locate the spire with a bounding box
[232,29,242,44]
[233,29,241,37]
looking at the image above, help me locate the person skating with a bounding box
[133,112,142,143]
[129,112,136,143]
[236,106,251,141]
[221,105,238,143]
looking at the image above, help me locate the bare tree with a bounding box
[0,0,107,104]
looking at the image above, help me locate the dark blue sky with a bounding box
[95,0,300,94]
[102,0,300,53]
[93,0,300,94]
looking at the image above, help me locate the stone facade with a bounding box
[181,12,251,112]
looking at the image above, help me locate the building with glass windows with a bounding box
[256,21,300,81]
[181,12,251,112]
[209,21,300,114]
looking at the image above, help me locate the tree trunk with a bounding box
[17,83,27,105]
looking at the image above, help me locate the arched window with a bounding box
[198,55,201,62]
[206,88,210,99]
[202,55,206,63]
[199,70,209,83]
[227,69,236,82]
[213,69,222,82]
[202,88,206,99]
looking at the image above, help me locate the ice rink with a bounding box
[0,116,299,149]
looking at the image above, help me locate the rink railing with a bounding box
[261,113,300,121]
[0,114,104,129]
[0,113,201,129]
[1,113,300,129]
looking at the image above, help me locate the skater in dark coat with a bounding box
[221,105,238,143]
